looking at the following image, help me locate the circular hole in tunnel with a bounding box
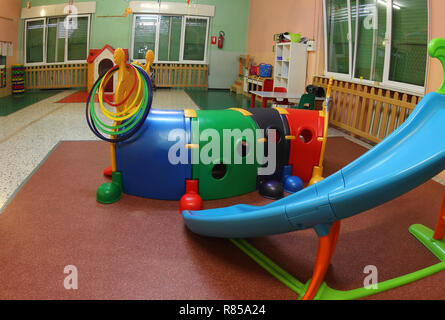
[299,129,313,143]
[237,140,250,158]
[212,163,228,180]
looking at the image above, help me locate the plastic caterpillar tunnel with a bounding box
[86,59,327,209]
[115,107,325,201]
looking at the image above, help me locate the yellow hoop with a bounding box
[98,65,143,121]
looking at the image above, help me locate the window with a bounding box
[0,55,6,89]
[25,15,90,65]
[133,15,157,60]
[67,16,89,61]
[26,19,45,64]
[353,0,387,82]
[389,1,428,86]
[158,16,182,61]
[132,14,209,64]
[183,17,208,61]
[324,0,429,93]
[325,0,350,74]
[46,17,65,63]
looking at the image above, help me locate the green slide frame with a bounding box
[231,224,445,300]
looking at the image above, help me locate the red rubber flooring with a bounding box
[0,138,444,299]
[57,90,114,103]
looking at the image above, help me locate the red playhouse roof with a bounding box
[87,45,129,64]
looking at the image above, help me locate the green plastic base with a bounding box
[231,224,445,300]
[97,172,123,204]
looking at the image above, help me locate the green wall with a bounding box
[19,0,250,88]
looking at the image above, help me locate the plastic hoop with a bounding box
[100,63,137,107]
[98,65,143,120]
[86,64,153,143]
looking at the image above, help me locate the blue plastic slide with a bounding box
[183,91,445,238]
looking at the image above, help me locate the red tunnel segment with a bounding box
[285,109,325,182]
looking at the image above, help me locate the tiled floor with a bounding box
[0,88,443,211]
[185,89,263,109]
[0,89,65,116]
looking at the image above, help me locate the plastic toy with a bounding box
[12,65,25,95]
[86,48,153,203]
[182,38,445,300]
[259,180,284,200]
[86,50,329,209]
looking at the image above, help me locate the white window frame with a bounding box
[381,0,430,94]
[155,15,184,64]
[65,14,91,64]
[131,14,209,65]
[24,17,47,66]
[45,17,63,64]
[180,16,209,65]
[323,0,430,95]
[323,0,353,81]
[131,14,159,63]
[24,14,91,66]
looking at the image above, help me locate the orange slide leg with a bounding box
[302,221,341,300]
[433,188,445,240]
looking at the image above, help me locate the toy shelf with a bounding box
[274,42,307,95]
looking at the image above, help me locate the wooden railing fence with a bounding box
[25,63,209,89]
[25,64,87,89]
[153,63,208,88]
[313,76,422,143]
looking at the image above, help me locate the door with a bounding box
[98,59,114,92]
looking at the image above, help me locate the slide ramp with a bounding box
[182,92,445,238]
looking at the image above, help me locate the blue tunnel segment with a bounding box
[116,109,192,201]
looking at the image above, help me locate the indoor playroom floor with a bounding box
[1,138,445,299]
[2,89,445,299]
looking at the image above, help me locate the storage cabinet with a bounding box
[274,43,307,95]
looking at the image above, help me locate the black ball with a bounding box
[306,85,316,95]
[259,180,284,200]
[316,86,326,98]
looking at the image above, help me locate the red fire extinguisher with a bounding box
[218,31,225,49]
